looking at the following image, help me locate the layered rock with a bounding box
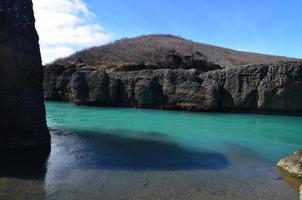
[44,60,302,114]
[0,0,50,149]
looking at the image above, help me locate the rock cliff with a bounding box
[0,0,50,149]
[44,60,302,114]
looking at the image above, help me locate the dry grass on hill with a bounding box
[54,34,300,70]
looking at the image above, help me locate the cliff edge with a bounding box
[44,60,302,114]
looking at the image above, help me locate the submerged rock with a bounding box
[44,61,302,114]
[0,0,50,149]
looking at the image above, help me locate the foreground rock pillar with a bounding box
[0,0,50,149]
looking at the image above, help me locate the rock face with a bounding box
[44,60,302,114]
[0,0,50,149]
[278,150,302,179]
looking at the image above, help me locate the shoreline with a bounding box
[45,100,302,117]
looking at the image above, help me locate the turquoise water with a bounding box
[1,101,302,200]
[47,101,302,164]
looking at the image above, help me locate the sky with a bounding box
[32,0,302,64]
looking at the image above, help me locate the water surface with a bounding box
[1,102,302,200]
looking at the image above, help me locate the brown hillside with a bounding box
[54,34,300,70]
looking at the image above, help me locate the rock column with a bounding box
[0,0,50,149]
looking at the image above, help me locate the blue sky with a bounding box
[86,0,302,58]
[33,0,301,63]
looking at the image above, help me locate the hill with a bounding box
[54,34,300,71]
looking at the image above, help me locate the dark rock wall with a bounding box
[0,0,50,149]
[44,61,302,114]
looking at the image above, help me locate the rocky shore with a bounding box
[44,60,302,114]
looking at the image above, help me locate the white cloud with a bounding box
[33,0,112,64]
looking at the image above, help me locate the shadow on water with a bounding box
[49,128,230,173]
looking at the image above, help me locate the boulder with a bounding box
[278,150,302,179]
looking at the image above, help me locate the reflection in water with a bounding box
[0,146,50,200]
